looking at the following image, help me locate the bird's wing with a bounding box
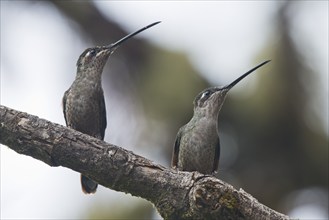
[99,92,107,140]
[62,89,69,126]
[212,138,220,173]
[171,126,185,168]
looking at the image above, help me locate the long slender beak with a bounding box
[222,60,271,91]
[104,21,161,52]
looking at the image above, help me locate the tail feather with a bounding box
[81,174,98,194]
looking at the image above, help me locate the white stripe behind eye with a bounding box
[96,51,103,58]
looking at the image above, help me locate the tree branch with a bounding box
[0,105,289,220]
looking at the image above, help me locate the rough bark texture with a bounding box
[0,105,290,220]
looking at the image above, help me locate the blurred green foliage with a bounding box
[86,200,154,219]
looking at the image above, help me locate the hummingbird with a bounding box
[62,21,160,194]
[171,60,270,174]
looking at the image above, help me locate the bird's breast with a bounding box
[178,120,218,174]
[64,82,104,137]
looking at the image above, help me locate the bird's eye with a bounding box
[201,91,211,100]
[86,49,96,57]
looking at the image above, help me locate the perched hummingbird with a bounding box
[171,60,270,174]
[62,21,160,194]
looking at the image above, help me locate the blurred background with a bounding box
[1,1,328,219]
